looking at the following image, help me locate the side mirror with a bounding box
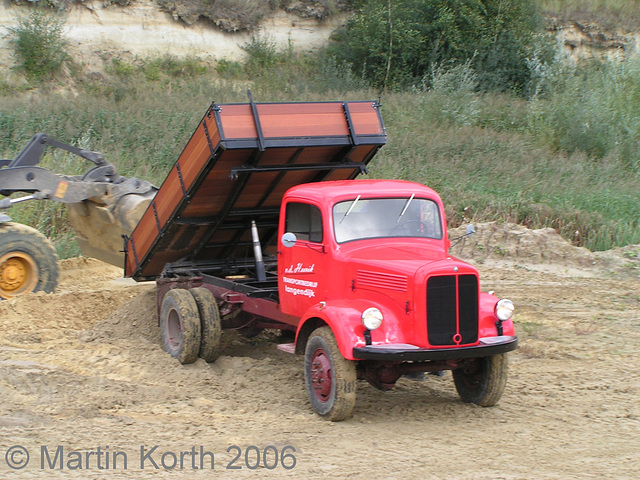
[450,224,476,249]
[466,224,475,236]
[281,232,297,248]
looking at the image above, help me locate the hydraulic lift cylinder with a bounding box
[251,220,267,282]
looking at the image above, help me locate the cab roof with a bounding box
[285,179,442,204]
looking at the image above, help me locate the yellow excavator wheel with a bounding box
[0,222,59,300]
[0,251,39,297]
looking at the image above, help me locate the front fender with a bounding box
[479,292,516,338]
[296,299,409,361]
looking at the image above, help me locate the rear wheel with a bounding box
[453,354,508,406]
[0,222,58,299]
[189,287,222,362]
[304,327,357,421]
[160,289,201,364]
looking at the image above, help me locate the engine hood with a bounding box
[340,243,479,328]
[343,242,479,280]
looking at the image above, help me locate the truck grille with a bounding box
[426,275,478,346]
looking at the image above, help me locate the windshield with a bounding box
[333,197,443,243]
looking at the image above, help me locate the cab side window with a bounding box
[285,202,323,243]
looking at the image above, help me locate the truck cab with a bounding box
[278,179,517,418]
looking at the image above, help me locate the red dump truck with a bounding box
[124,98,517,421]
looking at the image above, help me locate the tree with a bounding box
[328,0,544,92]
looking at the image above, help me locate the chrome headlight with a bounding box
[362,307,383,330]
[495,299,515,321]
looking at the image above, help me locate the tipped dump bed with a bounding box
[124,100,386,280]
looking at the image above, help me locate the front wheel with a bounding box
[0,222,58,299]
[452,353,508,407]
[304,327,357,421]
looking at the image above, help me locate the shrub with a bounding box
[6,10,69,81]
[416,60,481,127]
[106,54,207,82]
[108,57,136,78]
[328,0,546,93]
[528,57,640,170]
[237,37,367,95]
[241,36,281,74]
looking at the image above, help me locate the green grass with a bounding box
[2,44,640,256]
[372,90,640,252]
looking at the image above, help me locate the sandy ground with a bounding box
[0,227,639,479]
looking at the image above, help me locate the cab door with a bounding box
[278,201,326,317]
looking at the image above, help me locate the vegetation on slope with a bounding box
[329,0,546,93]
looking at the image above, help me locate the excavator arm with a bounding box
[0,133,144,203]
[0,134,157,298]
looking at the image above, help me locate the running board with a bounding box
[276,343,296,354]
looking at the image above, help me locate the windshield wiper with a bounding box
[396,193,415,223]
[340,195,361,224]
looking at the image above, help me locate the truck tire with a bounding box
[304,327,357,421]
[160,289,201,364]
[189,287,222,363]
[0,222,58,300]
[452,353,508,407]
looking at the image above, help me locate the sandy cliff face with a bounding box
[0,0,347,69]
[550,17,640,60]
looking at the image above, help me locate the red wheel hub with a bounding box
[310,348,333,402]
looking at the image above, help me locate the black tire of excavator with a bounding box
[0,222,59,299]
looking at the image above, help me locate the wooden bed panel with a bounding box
[349,102,385,136]
[258,103,350,138]
[178,122,213,189]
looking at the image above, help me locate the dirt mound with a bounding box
[594,244,640,276]
[57,257,124,289]
[450,222,595,266]
[449,222,640,279]
[80,285,158,344]
[0,258,139,345]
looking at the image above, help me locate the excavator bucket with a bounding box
[67,185,157,267]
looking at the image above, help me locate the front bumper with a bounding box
[352,335,518,362]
